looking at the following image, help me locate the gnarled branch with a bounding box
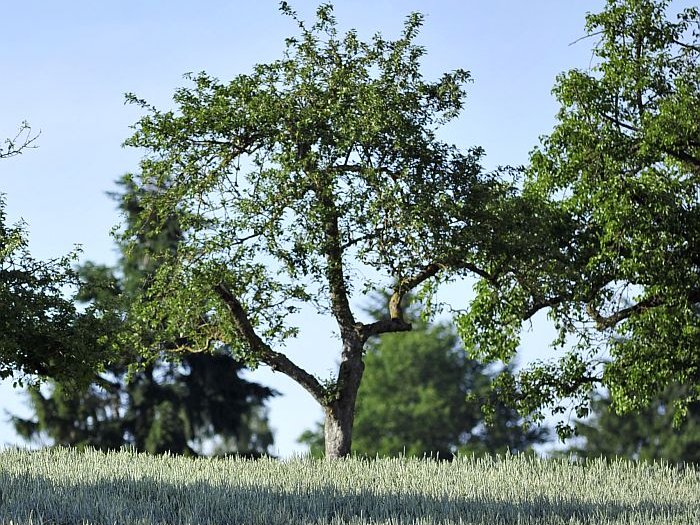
[316,186,358,343]
[359,263,444,342]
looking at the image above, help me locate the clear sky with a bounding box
[1,1,605,456]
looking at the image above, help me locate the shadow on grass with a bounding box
[0,471,696,525]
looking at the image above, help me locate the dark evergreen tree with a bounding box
[12,175,276,456]
[566,385,700,464]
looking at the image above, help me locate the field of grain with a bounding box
[0,447,697,524]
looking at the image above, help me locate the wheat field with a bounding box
[0,447,698,524]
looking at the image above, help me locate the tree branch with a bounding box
[672,39,700,52]
[587,295,664,330]
[359,263,444,341]
[587,289,700,330]
[214,283,326,404]
[340,228,385,250]
[316,187,357,341]
[328,162,402,180]
[523,295,565,320]
[358,317,412,341]
[661,147,700,170]
[1,123,39,159]
[462,261,498,283]
[600,113,700,170]
[600,112,639,133]
[390,263,443,316]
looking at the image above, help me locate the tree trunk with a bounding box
[323,402,355,459]
[323,343,365,459]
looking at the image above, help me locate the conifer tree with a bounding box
[13,176,276,456]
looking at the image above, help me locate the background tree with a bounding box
[12,176,276,456]
[120,4,515,458]
[460,0,700,435]
[1,123,114,385]
[299,301,549,459]
[13,352,276,456]
[566,385,700,464]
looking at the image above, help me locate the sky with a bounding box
[1,0,606,457]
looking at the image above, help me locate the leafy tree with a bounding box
[459,0,700,435]
[1,123,114,385]
[566,385,700,464]
[299,307,549,459]
[119,3,516,458]
[13,176,277,456]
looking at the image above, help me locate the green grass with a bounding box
[0,448,697,524]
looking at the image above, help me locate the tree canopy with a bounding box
[1,124,114,385]
[120,3,513,457]
[460,0,700,434]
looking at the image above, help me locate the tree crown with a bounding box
[121,4,506,372]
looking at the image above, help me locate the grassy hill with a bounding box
[0,447,697,524]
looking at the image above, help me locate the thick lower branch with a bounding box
[358,318,411,342]
[214,283,326,404]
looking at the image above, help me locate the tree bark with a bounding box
[323,403,355,459]
[323,338,365,459]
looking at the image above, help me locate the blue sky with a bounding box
[1,1,605,456]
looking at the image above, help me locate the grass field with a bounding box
[0,447,698,524]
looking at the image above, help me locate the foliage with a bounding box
[459,0,700,435]
[2,448,698,525]
[120,3,513,457]
[299,300,548,459]
[352,323,548,459]
[12,176,276,456]
[0,124,114,385]
[13,352,276,457]
[567,385,700,464]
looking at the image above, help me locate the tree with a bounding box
[13,176,277,456]
[1,123,114,385]
[299,306,549,459]
[459,0,700,435]
[566,385,700,464]
[120,4,514,458]
[13,351,276,456]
